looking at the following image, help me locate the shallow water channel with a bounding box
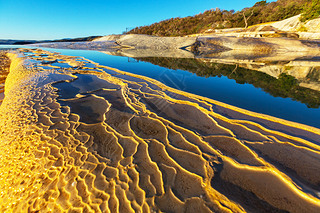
[1,45,320,128]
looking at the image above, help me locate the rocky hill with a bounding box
[127,0,320,37]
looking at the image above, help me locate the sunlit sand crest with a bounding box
[0,48,319,212]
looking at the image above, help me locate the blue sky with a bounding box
[0,0,275,40]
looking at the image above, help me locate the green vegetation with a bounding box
[135,57,320,108]
[300,0,320,22]
[128,0,319,36]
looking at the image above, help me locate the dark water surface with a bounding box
[1,45,320,128]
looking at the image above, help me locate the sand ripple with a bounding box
[0,49,320,212]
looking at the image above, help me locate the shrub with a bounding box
[301,0,320,22]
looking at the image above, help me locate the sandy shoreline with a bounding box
[0,48,319,212]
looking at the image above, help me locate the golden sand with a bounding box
[0,48,319,212]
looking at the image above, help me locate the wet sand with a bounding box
[0,48,320,212]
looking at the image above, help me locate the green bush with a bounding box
[301,0,320,22]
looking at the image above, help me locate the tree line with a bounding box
[127,0,320,36]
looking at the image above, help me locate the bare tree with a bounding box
[229,64,238,77]
[242,10,254,28]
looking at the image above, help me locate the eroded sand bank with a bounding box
[0,48,320,212]
[0,51,10,105]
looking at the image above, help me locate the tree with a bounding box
[242,10,254,28]
[301,0,320,22]
[254,0,267,7]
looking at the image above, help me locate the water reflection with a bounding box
[1,45,320,127]
[134,57,320,108]
[44,47,319,128]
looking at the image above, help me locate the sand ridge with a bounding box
[0,48,320,212]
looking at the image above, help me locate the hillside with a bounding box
[127,0,320,36]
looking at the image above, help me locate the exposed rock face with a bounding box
[1,48,320,213]
[93,33,320,57]
[253,15,320,39]
[96,34,197,50]
[271,15,302,32]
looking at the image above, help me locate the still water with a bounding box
[1,45,320,128]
